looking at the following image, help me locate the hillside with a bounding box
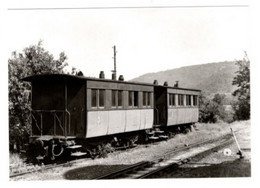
[131,61,238,97]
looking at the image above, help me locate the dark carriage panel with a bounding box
[32,80,65,110]
[30,76,87,137]
[154,86,168,126]
[31,79,66,136]
[67,80,86,137]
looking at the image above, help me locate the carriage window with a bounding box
[143,92,147,106]
[178,94,184,106]
[134,91,138,107]
[118,90,123,107]
[169,94,175,106]
[169,94,172,106]
[128,91,138,107]
[186,95,191,106]
[193,95,198,106]
[91,89,97,107]
[112,90,117,107]
[147,92,151,106]
[172,94,176,106]
[143,92,151,107]
[91,89,105,108]
[99,89,105,107]
[128,91,133,107]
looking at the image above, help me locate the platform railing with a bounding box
[30,110,71,137]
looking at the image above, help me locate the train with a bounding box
[22,71,201,161]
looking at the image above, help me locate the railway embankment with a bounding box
[10,120,250,180]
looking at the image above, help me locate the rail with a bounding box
[94,161,152,179]
[30,110,71,137]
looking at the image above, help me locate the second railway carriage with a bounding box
[153,84,200,128]
[22,72,200,160]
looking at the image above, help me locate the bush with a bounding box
[199,96,219,123]
[199,93,234,123]
[96,143,115,158]
[232,99,250,120]
[232,52,250,120]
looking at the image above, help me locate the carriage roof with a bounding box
[22,73,201,92]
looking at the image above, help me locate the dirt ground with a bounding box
[154,122,251,178]
[10,120,250,180]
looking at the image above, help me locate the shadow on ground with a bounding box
[63,164,131,179]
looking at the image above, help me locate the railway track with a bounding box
[138,137,234,179]
[94,133,234,179]
[10,128,242,179]
[9,157,90,178]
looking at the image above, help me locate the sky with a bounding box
[4,1,250,80]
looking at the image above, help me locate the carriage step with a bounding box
[146,131,155,135]
[67,145,82,149]
[149,136,159,140]
[155,130,164,134]
[71,151,87,157]
[159,135,169,139]
[36,155,44,160]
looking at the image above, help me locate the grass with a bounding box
[9,153,41,176]
[9,153,24,170]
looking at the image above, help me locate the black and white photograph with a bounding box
[2,0,259,185]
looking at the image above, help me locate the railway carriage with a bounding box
[152,83,200,134]
[22,72,200,161]
[86,77,154,138]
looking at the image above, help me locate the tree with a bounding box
[199,93,232,123]
[199,93,219,123]
[212,93,225,105]
[8,41,68,152]
[232,52,250,120]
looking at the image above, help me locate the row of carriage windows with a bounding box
[91,89,198,108]
[91,89,152,108]
[169,94,198,107]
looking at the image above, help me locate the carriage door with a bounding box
[67,80,86,137]
[154,86,168,126]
